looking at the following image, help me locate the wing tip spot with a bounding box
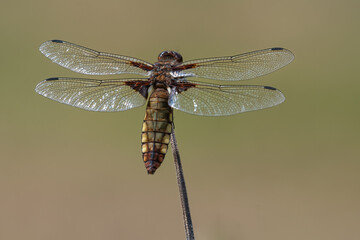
[264,86,277,90]
[51,40,63,43]
[271,47,284,51]
[46,77,59,81]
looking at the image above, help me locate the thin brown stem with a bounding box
[170,123,195,240]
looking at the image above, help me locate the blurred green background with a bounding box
[1,0,359,239]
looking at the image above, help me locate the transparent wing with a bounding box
[39,40,154,76]
[178,48,294,81]
[35,77,149,112]
[168,80,285,116]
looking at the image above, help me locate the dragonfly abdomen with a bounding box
[141,88,172,174]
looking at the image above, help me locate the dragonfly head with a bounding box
[158,51,183,64]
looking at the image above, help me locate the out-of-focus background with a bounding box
[1,0,359,239]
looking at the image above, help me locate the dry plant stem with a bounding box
[170,124,195,240]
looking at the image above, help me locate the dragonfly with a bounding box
[35,40,294,174]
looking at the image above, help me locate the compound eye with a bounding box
[158,51,171,61]
[158,51,183,64]
[174,52,183,63]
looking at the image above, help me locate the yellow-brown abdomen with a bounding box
[142,88,172,174]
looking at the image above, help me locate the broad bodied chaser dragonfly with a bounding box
[36,40,294,174]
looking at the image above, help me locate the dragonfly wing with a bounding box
[39,40,154,76]
[168,79,285,116]
[177,48,294,81]
[35,77,150,112]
